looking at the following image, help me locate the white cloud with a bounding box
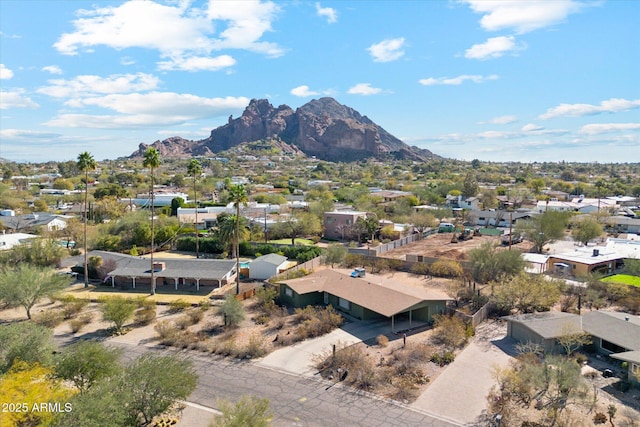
[37,73,160,98]
[54,0,283,59]
[347,83,382,96]
[315,3,337,23]
[157,54,236,72]
[367,37,405,62]
[522,123,543,132]
[540,98,640,119]
[42,65,63,75]
[120,57,136,66]
[44,93,250,128]
[419,74,498,86]
[578,123,640,135]
[1,64,14,79]
[207,0,284,57]
[0,129,62,139]
[465,36,523,60]
[290,85,320,97]
[0,89,39,109]
[463,0,584,34]
[490,115,517,124]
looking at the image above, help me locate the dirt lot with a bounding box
[380,232,528,261]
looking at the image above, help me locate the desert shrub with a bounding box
[255,286,278,312]
[431,314,468,350]
[134,305,157,326]
[593,413,607,424]
[136,298,156,309]
[254,314,271,325]
[241,333,268,359]
[270,316,286,330]
[186,308,204,324]
[292,306,315,324]
[61,298,88,320]
[168,299,191,313]
[344,253,366,268]
[430,351,455,366]
[155,321,180,345]
[376,334,389,347]
[429,259,463,278]
[69,313,93,334]
[174,314,194,330]
[391,377,419,401]
[410,262,430,276]
[215,338,238,357]
[314,342,377,390]
[295,306,342,341]
[33,310,64,328]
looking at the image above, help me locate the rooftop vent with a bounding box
[592,249,600,257]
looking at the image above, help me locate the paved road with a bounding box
[110,342,461,427]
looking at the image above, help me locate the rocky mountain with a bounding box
[131,98,438,161]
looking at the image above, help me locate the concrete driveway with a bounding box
[411,320,515,426]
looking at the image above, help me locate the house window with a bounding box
[338,297,350,310]
[601,339,626,354]
[284,287,293,297]
[327,217,334,224]
[478,217,485,221]
[346,219,352,225]
[632,363,639,374]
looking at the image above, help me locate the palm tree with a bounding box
[143,148,161,295]
[228,184,248,294]
[187,159,203,258]
[215,213,248,257]
[77,151,96,288]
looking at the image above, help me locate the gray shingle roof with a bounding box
[97,252,236,280]
[582,311,640,351]
[503,312,582,339]
[252,253,287,266]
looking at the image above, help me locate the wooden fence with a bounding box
[447,301,493,328]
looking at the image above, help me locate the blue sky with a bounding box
[1,0,638,163]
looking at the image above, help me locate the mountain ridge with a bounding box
[131,97,439,162]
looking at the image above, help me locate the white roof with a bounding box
[252,253,287,266]
[0,233,38,250]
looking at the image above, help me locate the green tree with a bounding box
[52,177,75,190]
[100,296,136,332]
[51,380,128,427]
[324,243,347,268]
[555,323,592,356]
[143,147,161,295]
[272,211,321,245]
[228,184,248,295]
[355,214,379,243]
[624,259,640,276]
[431,314,468,351]
[528,178,546,194]
[0,322,55,373]
[571,216,604,246]
[123,354,197,426]
[54,341,122,393]
[219,294,245,327]
[187,159,203,258]
[516,210,569,254]
[462,171,479,197]
[493,273,563,313]
[93,183,128,199]
[409,211,438,238]
[0,361,76,427]
[209,395,272,427]
[77,151,97,288]
[0,237,66,267]
[0,264,70,319]
[468,241,525,284]
[216,213,248,257]
[170,196,185,216]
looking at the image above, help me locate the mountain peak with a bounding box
[131,98,438,161]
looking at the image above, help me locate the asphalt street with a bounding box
[111,342,462,427]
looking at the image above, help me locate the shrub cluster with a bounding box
[69,313,93,333]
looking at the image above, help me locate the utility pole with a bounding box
[509,211,513,250]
